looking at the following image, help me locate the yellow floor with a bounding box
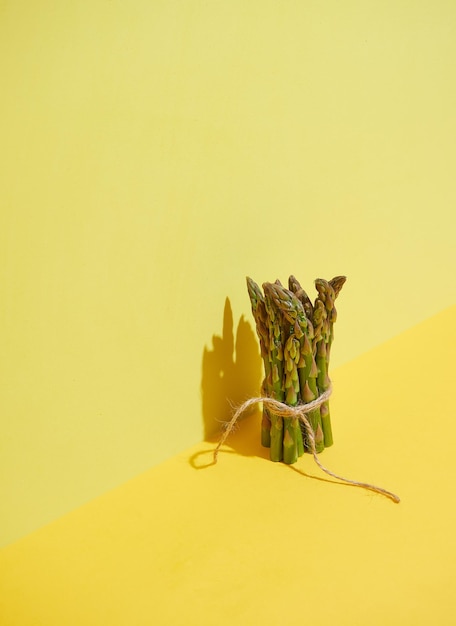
[1,306,455,626]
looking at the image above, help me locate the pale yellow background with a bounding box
[1,0,455,551]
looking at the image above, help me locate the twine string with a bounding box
[213,387,400,504]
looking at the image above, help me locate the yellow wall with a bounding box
[1,0,455,546]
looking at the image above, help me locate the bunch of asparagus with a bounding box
[246,275,346,464]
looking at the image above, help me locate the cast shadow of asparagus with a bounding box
[198,297,265,461]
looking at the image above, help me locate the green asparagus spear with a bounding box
[263,283,286,461]
[246,277,272,447]
[314,278,346,447]
[282,333,302,463]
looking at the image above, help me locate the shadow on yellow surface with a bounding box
[200,297,262,438]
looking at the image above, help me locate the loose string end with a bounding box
[213,392,401,504]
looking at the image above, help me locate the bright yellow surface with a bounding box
[1,1,456,546]
[1,306,455,625]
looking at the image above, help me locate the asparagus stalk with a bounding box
[260,379,271,447]
[282,333,302,463]
[266,282,303,461]
[263,284,285,461]
[246,277,272,447]
[327,275,347,362]
[288,274,325,450]
[314,278,345,447]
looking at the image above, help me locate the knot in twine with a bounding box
[213,386,400,504]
